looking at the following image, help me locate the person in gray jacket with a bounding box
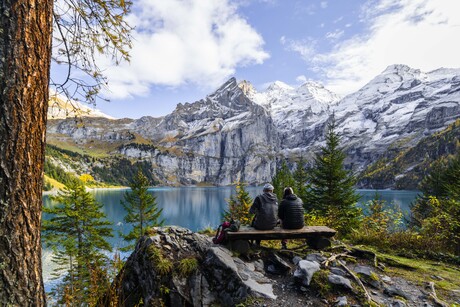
[249,183,278,230]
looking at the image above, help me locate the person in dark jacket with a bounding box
[249,183,278,231]
[278,187,305,249]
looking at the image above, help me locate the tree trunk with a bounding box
[0,0,53,305]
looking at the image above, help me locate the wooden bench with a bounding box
[225,226,337,252]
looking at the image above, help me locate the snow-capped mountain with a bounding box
[46,64,460,186]
[332,64,460,169]
[243,79,339,127]
[48,91,114,119]
[241,79,340,153]
[126,78,279,185]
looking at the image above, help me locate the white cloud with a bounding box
[102,0,269,99]
[290,0,460,95]
[325,29,345,41]
[320,1,328,9]
[333,16,343,24]
[296,75,307,83]
[280,36,316,60]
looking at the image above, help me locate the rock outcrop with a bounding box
[108,227,460,307]
[113,226,276,306]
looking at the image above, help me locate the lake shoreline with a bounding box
[42,186,129,196]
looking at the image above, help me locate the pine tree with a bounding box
[42,179,113,304]
[293,156,309,203]
[272,160,295,200]
[410,153,460,254]
[121,171,164,251]
[306,117,361,235]
[223,182,254,225]
[412,154,460,225]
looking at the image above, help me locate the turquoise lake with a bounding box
[42,187,420,245]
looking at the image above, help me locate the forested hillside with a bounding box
[358,119,460,189]
[44,144,157,188]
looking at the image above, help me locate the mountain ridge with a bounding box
[46,64,460,187]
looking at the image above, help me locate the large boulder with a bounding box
[111,226,276,306]
[293,260,321,286]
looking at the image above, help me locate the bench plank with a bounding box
[226,226,336,241]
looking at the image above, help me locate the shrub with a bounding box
[222,182,253,225]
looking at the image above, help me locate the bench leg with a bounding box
[306,237,331,250]
[228,240,250,254]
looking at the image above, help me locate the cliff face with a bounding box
[46,65,460,187]
[123,78,278,185]
[48,78,279,185]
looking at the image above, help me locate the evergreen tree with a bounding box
[305,117,361,235]
[293,156,309,203]
[272,160,295,200]
[223,182,254,225]
[42,179,113,304]
[411,159,448,225]
[412,154,460,225]
[121,171,164,251]
[410,153,460,254]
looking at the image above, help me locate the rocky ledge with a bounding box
[107,226,460,307]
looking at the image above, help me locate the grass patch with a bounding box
[156,258,173,275]
[260,240,283,249]
[376,251,460,293]
[310,269,332,297]
[177,258,198,277]
[348,230,460,265]
[147,244,173,276]
[197,226,215,236]
[47,138,114,158]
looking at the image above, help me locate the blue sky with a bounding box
[54,0,460,119]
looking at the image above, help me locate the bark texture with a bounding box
[0,0,53,305]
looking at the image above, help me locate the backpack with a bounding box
[212,219,240,244]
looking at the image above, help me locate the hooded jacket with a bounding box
[249,192,278,230]
[278,194,305,229]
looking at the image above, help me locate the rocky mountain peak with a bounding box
[238,80,257,97]
[297,81,341,105]
[208,77,239,98]
[168,77,255,124]
[204,77,256,113]
[266,80,294,93]
[382,63,415,74]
